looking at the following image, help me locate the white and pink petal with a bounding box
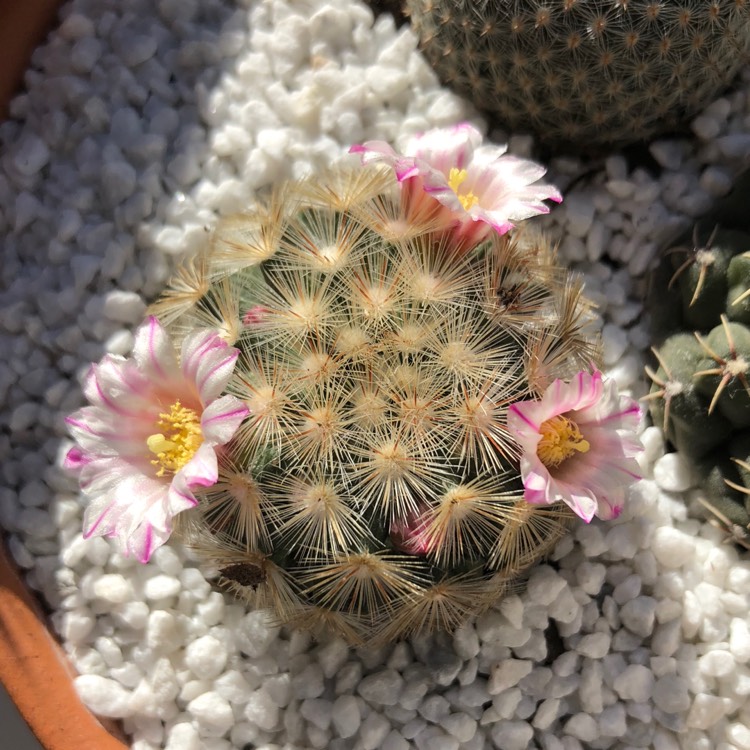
[200,395,249,445]
[133,316,180,384]
[178,442,219,490]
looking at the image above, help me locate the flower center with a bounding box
[146,400,202,477]
[537,415,590,468]
[448,167,479,211]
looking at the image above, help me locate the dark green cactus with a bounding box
[647,181,750,549]
[645,330,733,461]
[697,436,750,551]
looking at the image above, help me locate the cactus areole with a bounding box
[65,129,643,643]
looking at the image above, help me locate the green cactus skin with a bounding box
[646,173,750,550]
[697,431,750,550]
[647,321,750,548]
[665,227,750,332]
[646,332,733,461]
[727,252,750,325]
[693,319,750,428]
[406,0,750,149]
[152,168,601,644]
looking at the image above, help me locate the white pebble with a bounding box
[75,675,134,718]
[604,523,640,559]
[359,711,391,750]
[331,695,361,738]
[727,722,750,749]
[640,426,666,464]
[565,191,596,238]
[61,609,95,644]
[651,526,694,568]
[620,595,657,637]
[498,595,525,629]
[102,290,146,324]
[717,133,750,158]
[316,637,349,679]
[12,135,50,176]
[575,632,611,659]
[185,635,228,680]
[601,323,629,366]
[488,660,533,694]
[613,664,654,702]
[291,663,325,700]
[143,574,181,600]
[120,34,157,67]
[691,114,721,141]
[650,140,685,170]
[598,703,627,737]
[300,697,332,730]
[653,674,691,713]
[526,566,567,606]
[263,674,291,708]
[699,165,733,197]
[606,179,634,199]
[699,649,735,677]
[532,698,561,730]
[237,611,279,658]
[145,610,179,652]
[652,619,682,657]
[564,713,599,742]
[730,618,750,663]
[113,601,149,631]
[187,691,235,736]
[165,723,201,750]
[490,720,533,750]
[101,161,137,206]
[686,693,727,730]
[439,712,476,743]
[382,730,411,750]
[357,669,403,706]
[453,623,480,659]
[653,452,695,492]
[92,574,134,604]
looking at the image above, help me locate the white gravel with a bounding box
[1,0,750,748]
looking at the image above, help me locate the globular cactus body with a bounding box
[152,168,600,643]
[647,207,750,549]
[407,0,750,148]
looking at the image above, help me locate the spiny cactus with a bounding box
[65,125,642,644]
[144,167,604,644]
[647,196,750,550]
[406,0,750,148]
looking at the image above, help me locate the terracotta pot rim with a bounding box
[0,537,128,750]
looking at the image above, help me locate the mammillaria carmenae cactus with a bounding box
[65,125,643,644]
[406,0,750,148]
[646,199,750,550]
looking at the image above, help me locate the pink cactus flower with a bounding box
[507,370,643,523]
[350,122,561,242]
[390,504,434,555]
[65,316,248,562]
[242,304,269,326]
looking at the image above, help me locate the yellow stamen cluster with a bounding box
[537,415,590,468]
[448,167,479,211]
[147,401,203,477]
